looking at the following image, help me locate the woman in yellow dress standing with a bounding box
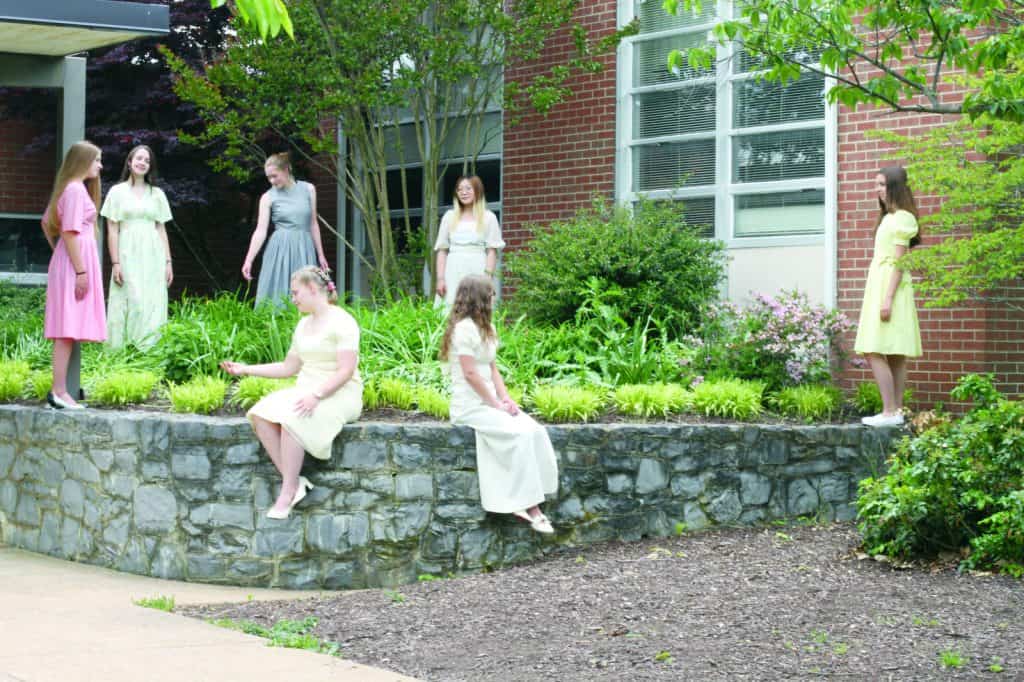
[221,266,362,519]
[854,166,923,427]
[101,145,174,349]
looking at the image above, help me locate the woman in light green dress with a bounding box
[101,145,174,349]
[853,166,923,427]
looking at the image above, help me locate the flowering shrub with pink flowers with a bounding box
[692,290,854,391]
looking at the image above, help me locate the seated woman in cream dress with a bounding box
[221,266,362,519]
[439,274,558,534]
[434,175,504,308]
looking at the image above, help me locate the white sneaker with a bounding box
[861,413,904,427]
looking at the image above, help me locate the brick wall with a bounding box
[501,0,619,252]
[0,118,56,215]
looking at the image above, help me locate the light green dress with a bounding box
[854,209,922,357]
[100,183,173,349]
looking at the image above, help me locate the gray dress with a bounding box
[255,181,318,306]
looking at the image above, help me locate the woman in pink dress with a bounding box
[41,141,107,409]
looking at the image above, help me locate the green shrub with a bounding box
[853,382,913,415]
[89,370,160,406]
[363,380,381,410]
[229,376,295,410]
[412,386,449,419]
[771,384,843,421]
[29,370,52,401]
[376,377,416,410]
[857,374,1024,575]
[530,384,604,422]
[612,383,691,418]
[0,282,46,354]
[689,379,764,420]
[506,197,727,334]
[0,360,30,400]
[167,376,228,414]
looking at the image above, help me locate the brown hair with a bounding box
[118,144,159,188]
[452,175,487,234]
[265,152,293,176]
[876,165,921,248]
[291,265,338,303]
[439,274,496,360]
[43,141,102,239]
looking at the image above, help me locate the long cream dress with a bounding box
[449,317,558,513]
[100,182,173,349]
[247,309,362,459]
[433,209,504,308]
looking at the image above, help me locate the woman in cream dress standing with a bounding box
[102,145,174,349]
[221,266,362,519]
[440,274,558,533]
[434,175,504,307]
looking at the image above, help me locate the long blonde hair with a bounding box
[452,175,487,235]
[439,274,496,360]
[43,141,101,239]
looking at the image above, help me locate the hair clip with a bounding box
[326,281,336,292]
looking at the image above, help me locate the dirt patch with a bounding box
[180,524,1021,680]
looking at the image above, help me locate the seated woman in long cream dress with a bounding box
[221,266,362,519]
[439,274,558,534]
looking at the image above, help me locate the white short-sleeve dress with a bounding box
[448,317,558,513]
[433,209,505,308]
[247,309,363,459]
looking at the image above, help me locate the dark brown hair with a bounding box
[439,274,496,360]
[877,165,921,248]
[119,145,159,188]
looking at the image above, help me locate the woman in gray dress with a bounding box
[241,152,330,306]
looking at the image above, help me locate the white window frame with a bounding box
[616,0,837,256]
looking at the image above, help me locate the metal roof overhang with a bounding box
[0,0,169,57]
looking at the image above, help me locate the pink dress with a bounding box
[44,182,107,341]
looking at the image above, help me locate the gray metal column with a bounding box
[59,56,87,400]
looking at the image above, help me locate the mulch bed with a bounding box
[180,524,1022,680]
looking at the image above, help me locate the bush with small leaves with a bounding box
[689,379,764,420]
[613,383,691,418]
[29,370,51,401]
[531,384,604,422]
[167,376,228,414]
[771,384,842,422]
[412,386,449,419]
[229,376,296,410]
[0,360,30,400]
[89,370,161,406]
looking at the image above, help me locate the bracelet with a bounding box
[75,270,86,276]
[166,259,172,263]
[111,262,119,265]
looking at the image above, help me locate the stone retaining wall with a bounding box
[0,406,900,589]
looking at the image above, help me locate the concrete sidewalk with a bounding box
[0,545,418,682]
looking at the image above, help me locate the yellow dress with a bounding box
[448,318,558,514]
[247,309,363,459]
[433,209,504,308]
[854,209,922,357]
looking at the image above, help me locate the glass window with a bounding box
[0,216,49,273]
[734,190,824,237]
[634,139,716,191]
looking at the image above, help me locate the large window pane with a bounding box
[733,73,825,128]
[638,0,715,34]
[634,32,713,86]
[440,158,501,205]
[634,83,715,139]
[732,128,825,183]
[0,217,49,273]
[634,139,715,191]
[734,190,824,237]
[386,167,424,210]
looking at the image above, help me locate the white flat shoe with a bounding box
[861,413,904,427]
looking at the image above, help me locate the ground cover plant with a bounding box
[857,375,1024,575]
[0,281,870,424]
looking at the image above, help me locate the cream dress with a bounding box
[449,317,558,513]
[433,209,504,308]
[247,309,362,459]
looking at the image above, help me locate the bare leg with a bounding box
[866,353,898,415]
[51,338,80,406]
[250,415,285,475]
[888,355,908,411]
[269,428,305,513]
